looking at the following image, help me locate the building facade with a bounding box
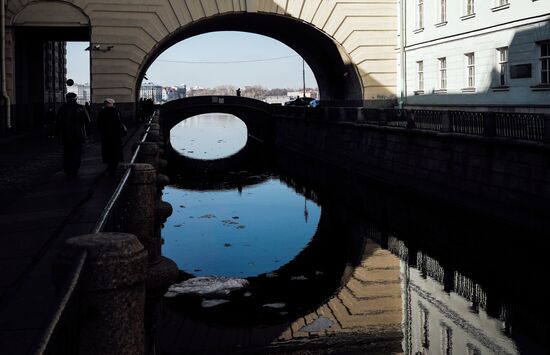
[398,0,550,112]
[66,83,91,105]
[139,82,163,104]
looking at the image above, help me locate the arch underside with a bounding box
[140,13,365,106]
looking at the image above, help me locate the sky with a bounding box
[66,31,317,89]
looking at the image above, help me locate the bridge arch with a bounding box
[138,13,364,105]
[5,0,397,118]
[161,96,275,149]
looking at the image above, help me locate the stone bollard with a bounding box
[120,164,178,294]
[146,128,160,144]
[56,233,148,355]
[156,200,173,225]
[135,142,160,170]
[156,173,170,193]
[121,163,158,262]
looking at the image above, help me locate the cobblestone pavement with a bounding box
[0,128,63,212]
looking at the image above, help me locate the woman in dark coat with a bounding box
[97,98,125,175]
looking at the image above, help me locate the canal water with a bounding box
[158,113,548,354]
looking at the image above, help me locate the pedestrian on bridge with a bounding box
[55,92,91,177]
[97,98,126,176]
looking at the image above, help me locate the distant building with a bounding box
[163,85,187,102]
[264,95,288,105]
[287,90,318,100]
[140,82,163,103]
[66,83,90,105]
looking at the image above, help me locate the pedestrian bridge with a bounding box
[160,95,275,145]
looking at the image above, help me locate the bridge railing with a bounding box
[37,114,157,355]
[273,106,550,143]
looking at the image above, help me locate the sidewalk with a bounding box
[0,125,144,355]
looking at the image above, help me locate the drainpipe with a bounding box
[399,0,407,108]
[1,0,11,130]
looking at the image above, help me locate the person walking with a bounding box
[55,92,91,177]
[97,98,126,175]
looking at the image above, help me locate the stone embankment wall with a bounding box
[274,112,550,232]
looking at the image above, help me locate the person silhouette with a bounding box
[236,88,241,97]
[55,92,91,177]
[97,98,125,175]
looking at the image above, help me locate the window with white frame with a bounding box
[465,0,475,15]
[465,53,475,88]
[541,42,550,85]
[438,57,447,89]
[417,0,424,29]
[438,0,447,23]
[417,61,424,91]
[497,47,508,86]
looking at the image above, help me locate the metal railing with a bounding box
[93,115,154,233]
[38,114,156,355]
[272,106,550,143]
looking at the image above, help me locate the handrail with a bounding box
[34,250,88,355]
[92,115,154,233]
[37,114,157,354]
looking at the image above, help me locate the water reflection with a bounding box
[170,113,247,160]
[159,129,547,353]
[162,178,321,277]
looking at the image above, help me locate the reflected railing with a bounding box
[387,236,547,348]
[37,114,156,355]
[272,106,550,143]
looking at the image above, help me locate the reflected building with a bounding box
[388,238,522,355]
[276,239,403,344]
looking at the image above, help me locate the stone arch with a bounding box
[137,12,364,105]
[11,1,89,27]
[5,1,397,115]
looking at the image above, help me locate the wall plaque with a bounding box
[510,64,532,79]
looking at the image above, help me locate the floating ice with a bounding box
[165,276,249,297]
[201,299,229,308]
[299,317,333,332]
[262,303,286,309]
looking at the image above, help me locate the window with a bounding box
[541,42,550,85]
[441,324,453,355]
[438,0,447,23]
[417,0,424,29]
[417,61,424,91]
[465,53,475,88]
[497,47,508,86]
[439,57,447,89]
[420,305,430,348]
[465,0,475,15]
